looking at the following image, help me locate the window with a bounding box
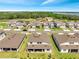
[37,42,42,44]
[47,49,50,51]
[63,49,66,51]
[69,42,74,44]
[30,42,32,44]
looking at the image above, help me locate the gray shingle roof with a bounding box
[27,45,51,49]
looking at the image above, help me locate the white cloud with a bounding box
[42,0,55,5]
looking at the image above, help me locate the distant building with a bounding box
[75,22,79,29]
[45,17,53,21]
[8,20,17,27]
[29,21,42,28]
[54,21,66,28]
[8,20,28,29]
[66,22,75,29]
[43,21,49,28]
[27,32,52,53]
[53,32,79,53]
[15,21,26,29]
[49,22,54,28]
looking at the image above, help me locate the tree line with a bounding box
[0,12,79,20]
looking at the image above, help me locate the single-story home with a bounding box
[29,21,42,28]
[75,22,79,29]
[0,31,25,51]
[8,20,17,27]
[53,32,79,53]
[27,32,52,53]
[54,21,66,28]
[44,17,53,21]
[8,20,28,29]
[66,22,75,29]
[43,21,49,28]
[49,22,54,28]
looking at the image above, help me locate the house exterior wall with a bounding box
[45,49,51,53]
[76,24,79,28]
[50,24,54,28]
[28,42,48,45]
[60,25,66,28]
[61,49,68,53]
[28,28,36,31]
[10,24,16,27]
[0,48,18,51]
[28,49,51,53]
[61,42,79,45]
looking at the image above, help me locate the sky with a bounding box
[0,0,79,12]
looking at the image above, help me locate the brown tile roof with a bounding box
[55,21,66,26]
[54,32,79,43]
[60,45,79,49]
[30,21,42,26]
[8,20,17,24]
[53,32,79,49]
[29,32,50,43]
[0,31,25,48]
[27,45,51,49]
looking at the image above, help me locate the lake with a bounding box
[55,12,79,16]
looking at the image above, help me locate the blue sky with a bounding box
[0,0,79,11]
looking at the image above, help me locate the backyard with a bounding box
[50,33,79,59]
[0,33,50,59]
[0,21,79,59]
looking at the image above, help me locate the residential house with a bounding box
[75,22,79,29]
[0,31,25,51]
[43,21,49,28]
[45,17,53,21]
[9,20,27,29]
[29,21,42,28]
[43,22,51,32]
[27,32,52,53]
[49,22,54,28]
[8,20,17,28]
[53,32,79,53]
[54,21,66,28]
[15,21,26,29]
[66,22,75,29]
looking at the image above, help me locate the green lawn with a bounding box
[51,27,63,31]
[0,22,8,29]
[0,25,79,59]
[0,34,28,58]
[50,33,79,59]
[0,33,50,59]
